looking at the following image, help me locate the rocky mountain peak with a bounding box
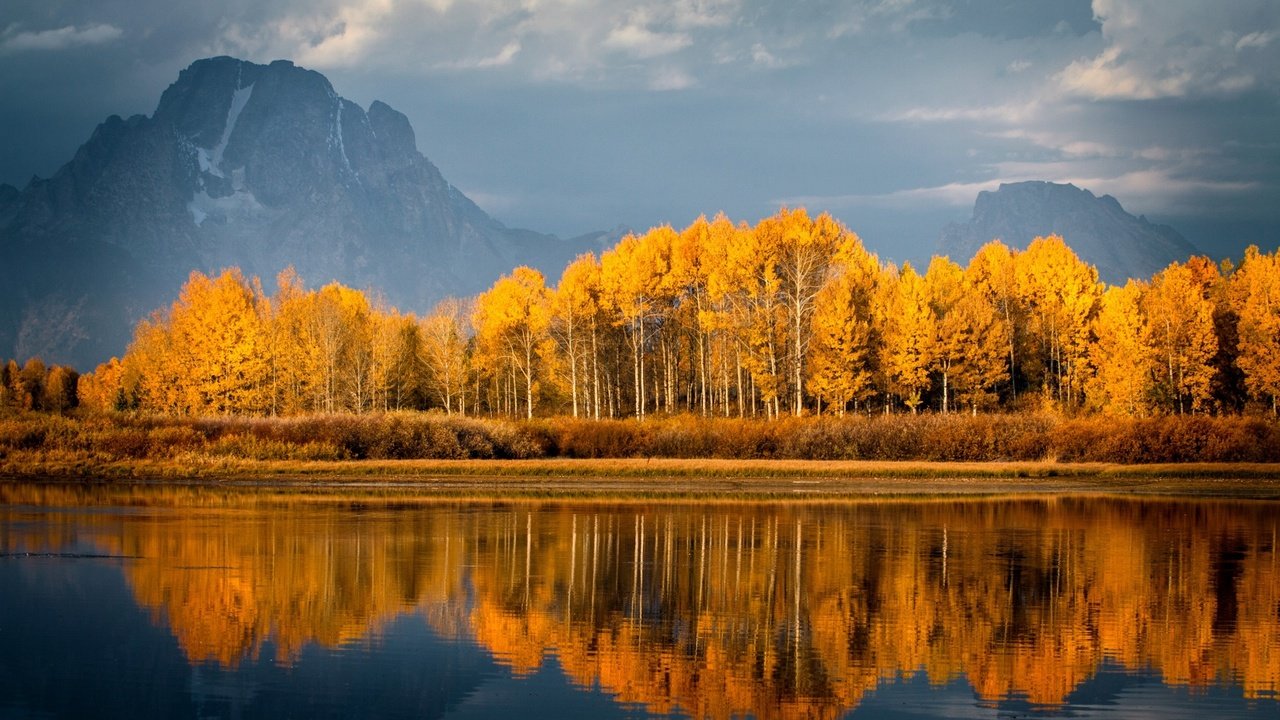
[0,56,592,368]
[940,180,1199,284]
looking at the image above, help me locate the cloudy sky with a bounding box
[2,0,1277,260]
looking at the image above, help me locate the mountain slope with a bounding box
[0,56,591,368]
[938,181,1199,284]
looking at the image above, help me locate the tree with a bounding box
[421,298,472,414]
[14,358,47,411]
[964,240,1023,403]
[764,208,856,415]
[1231,246,1280,414]
[552,254,602,418]
[473,267,552,419]
[370,308,419,412]
[713,218,785,418]
[925,256,965,413]
[43,365,79,413]
[0,360,16,409]
[948,293,1010,414]
[701,215,754,417]
[78,357,128,413]
[1087,282,1153,415]
[155,269,271,415]
[807,242,880,415]
[1144,261,1217,413]
[1015,236,1099,407]
[880,263,936,413]
[600,231,671,419]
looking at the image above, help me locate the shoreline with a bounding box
[3,457,1280,500]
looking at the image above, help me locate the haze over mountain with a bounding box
[938,181,1200,285]
[0,57,610,369]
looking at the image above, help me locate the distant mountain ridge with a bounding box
[0,56,604,368]
[938,181,1199,284]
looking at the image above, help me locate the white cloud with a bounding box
[882,100,1041,124]
[439,40,521,70]
[0,23,122,53]
[750,43,784,68]
[649,65,695,90]
[1058,0,1280,100]
[1235,31,1276,50]
[603,23,692,58]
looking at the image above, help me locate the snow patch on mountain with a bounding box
[187,187,264,226]
[208,82,254,177]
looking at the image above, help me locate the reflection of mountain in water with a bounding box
[3,490,1278,718]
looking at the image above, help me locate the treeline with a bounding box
[0,358,79,413]
[79,208,1279,419]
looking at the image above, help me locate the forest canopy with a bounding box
[73,208,1280,419]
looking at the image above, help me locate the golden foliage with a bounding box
[77,211,1278,420]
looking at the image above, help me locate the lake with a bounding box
[1,483,1277,719]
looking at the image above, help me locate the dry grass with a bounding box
[2,411,1279,484]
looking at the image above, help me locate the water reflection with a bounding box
[2,485,1277,719]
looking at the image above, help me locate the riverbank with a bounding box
[4,456,1279,500]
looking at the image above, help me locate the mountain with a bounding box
[938,181,1199,284]
[0,56,599,369]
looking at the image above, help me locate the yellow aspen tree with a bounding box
[641,226,683,415]
[165,269,270,415]
[722,217,785,418]
[335,286,376,413]
[949,290,1011,414]
[301,287,339,413]
[268,269,321,414]
[124,314,180,414]
[473,267,552,419]
[807,241,880,415]
[600,231,670,419]
[553,253,602,418]
[925,256,965,414]
[671,216,715,416]
[421,298,472,415]
[965,240,1023,402]
[1231,246,1280,414]
[880,263,936,413]
[768,208,857,415]
[701,214,752,416]
[78,357,126,413]
[370,308,417,412]
[1087,281,1153,415]
[1015,236,1100,407]
[1144,261,1218,413]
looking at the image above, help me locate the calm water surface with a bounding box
[1,483,1277,719]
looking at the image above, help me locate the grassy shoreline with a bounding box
[3,411,1279,500]
[4,456,1279,500]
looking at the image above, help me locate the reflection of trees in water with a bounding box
[2,489,1277,718]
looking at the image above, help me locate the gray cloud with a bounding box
[0,0,1276,263]
[1,23,123,53]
